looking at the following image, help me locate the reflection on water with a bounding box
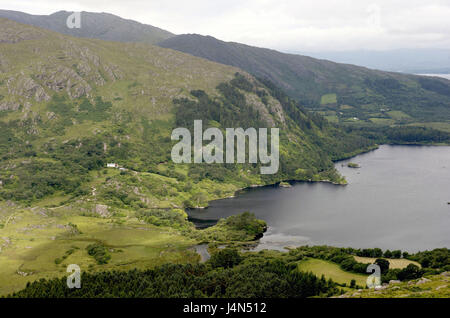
[188,145,450,252]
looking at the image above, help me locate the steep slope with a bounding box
[158,34,450,127]
[5,10,450,129]
[0,19,376,295]
[0,18,376,205]
[0,10,174,44]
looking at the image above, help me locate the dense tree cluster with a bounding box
[258,77,376,161]
[9,254,339,298]
[407,248,450,271]
[86,243,111,265]
[287,246,447,283]
[348,126,450,144]
[222,212,267,238]
[136,209,189,230]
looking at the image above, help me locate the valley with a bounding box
[0,13,448,299]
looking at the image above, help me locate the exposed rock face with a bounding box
[0,18,47,43]
[63,42,123,83]
[103,63,123,81]
[0,34,125,108]
[7,76,50,102]
[0,11,174,44]
[36,65,92,99]
[416,277,432,285]
[0,101,20,111]
[94,204,111,218]
[0,53,8,72]
[46,111,56,120]
[243,76,285,127]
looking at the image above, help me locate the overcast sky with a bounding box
[1,0,450,52]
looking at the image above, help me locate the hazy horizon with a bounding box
[1,0,449,52]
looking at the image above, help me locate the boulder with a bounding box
[416,277,431,285]
[94,204,111,218]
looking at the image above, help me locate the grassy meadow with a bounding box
[0,202,200,295]
[353,256,421,269]
[297,258,367,287]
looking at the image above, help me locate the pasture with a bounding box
[297,258,367,287]
[353,256,421,269]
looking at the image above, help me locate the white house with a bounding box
[107,163,118,168]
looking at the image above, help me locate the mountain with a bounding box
[0,18,373,192]
[0,18,378,294]
[4,10,450,130]
[158,34,450,129]
[0,10,174,44]
[296,49,450,74]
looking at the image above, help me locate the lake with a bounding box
[188,145,450,252]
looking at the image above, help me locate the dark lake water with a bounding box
[188,145,450,252]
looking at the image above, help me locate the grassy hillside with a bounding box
[0,18,376,203]
[158,34,450,130]
[7,246,449,298]
[4,10,449,131]
[297,258,367,287]
[5,10,450,137]
[0,19,377,295]
[354,256,421,269]
[0,10,174,44]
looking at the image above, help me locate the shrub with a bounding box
[209,249,243,269]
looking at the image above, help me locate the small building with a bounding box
[107,163,118,168]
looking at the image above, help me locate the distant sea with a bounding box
[417,73,450,80]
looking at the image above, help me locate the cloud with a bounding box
[0,0,449,51]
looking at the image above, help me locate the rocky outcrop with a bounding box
[0,18,47,43]
[36,65,92,99]
[94,204,111,218]
[0,101,20,111]
[7,76,50,102]
[416,277,432,285]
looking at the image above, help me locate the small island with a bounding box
[347,162,360,168]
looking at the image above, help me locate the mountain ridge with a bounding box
[0,9,175,44]
[0,17,372,206]
[3,10,449,129]
[158,34,450,127]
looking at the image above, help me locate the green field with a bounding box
[324,115,339,123]
[408,122,450,133]
[297,258,367,287]
[369,117,395,125]
[0,205,200,295]
[0,194,266,296]
[387,110,411,120]
[321,93,337,105]
[353,256,421,269]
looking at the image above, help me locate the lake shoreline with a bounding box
[188,144,450,252]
